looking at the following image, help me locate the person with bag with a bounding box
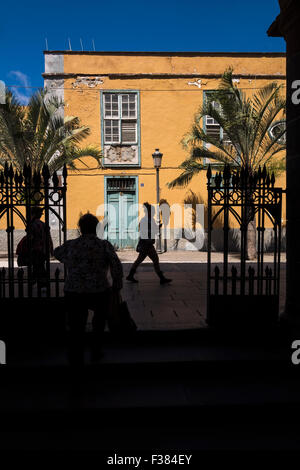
[17,206,54,288]
[126,202,172,285]
[107,288,137,335]
[54,212,123,365]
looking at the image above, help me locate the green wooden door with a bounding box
[107,189,138,249]
[106,191,120,248]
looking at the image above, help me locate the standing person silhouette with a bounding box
[26,206,53,288]
[126,202,172,284]
[54,213,123,365]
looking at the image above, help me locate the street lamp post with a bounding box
[152,148,163,253]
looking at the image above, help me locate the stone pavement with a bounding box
[0,250,287,330]
[122,262,207,330]
[117,249,287,264]
[0,249,287,264]
[121,265,286,331]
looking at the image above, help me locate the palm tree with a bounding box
[0,89,102,174]
[168,68,286,259]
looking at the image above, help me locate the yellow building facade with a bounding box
[43,51,286,249]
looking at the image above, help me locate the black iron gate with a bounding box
[207,164,283,327]
[0,162,67,300]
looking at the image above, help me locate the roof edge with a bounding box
[43,50,286,57]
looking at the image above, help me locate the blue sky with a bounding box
[0,0,284,104]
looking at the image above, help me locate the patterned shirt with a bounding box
[54,235,123,293]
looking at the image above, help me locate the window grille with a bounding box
[107,178,136,191]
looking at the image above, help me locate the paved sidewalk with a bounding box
[121,263,286,331]
[117,249,287,264]
[113,250,286,330]
[122,262,207,330]
[0,249,287,264]
[0,251,286,330]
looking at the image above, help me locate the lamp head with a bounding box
[152,148,163,168]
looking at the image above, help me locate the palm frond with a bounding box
[168,67,286,189]
[167,160,205,188]
[0,88,99,175]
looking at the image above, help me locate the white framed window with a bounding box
[205,99,222,139]
[103,92,137,145]
[206,100,221,139]
[204,93,231,144]
[268,120,286,144]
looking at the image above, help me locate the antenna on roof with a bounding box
[68,38,72,51]
[80,38,83,51]
[45,38,49,50]
[92,39,95,51]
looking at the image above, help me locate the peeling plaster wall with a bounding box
[44,54,64,117]
[71,76,104,88]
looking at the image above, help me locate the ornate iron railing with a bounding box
[207,164,283,326]
[0,162,67,299]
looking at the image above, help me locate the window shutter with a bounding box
[205,100,221,139]
[121,121,136,143]
[206,119,221,139]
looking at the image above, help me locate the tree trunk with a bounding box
[246,218,257,260]
[245,189,257,260]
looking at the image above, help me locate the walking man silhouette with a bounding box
[126,202,172,284]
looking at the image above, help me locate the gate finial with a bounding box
[14,170,19,187]
[52,170,59,187]
[258,166,262,180]
[62,163,68,180]
[4,161,8,179]
[42,164,50,182]
[23,163,27,178]
[271,172,275,187]
[224,163,231,182]
[8,164,14,180]
[206,164,212,182]
[33,170,40,188]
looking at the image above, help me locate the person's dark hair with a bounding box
[143,202,152,214]
[78,213,99,235]
[31,206,44,219]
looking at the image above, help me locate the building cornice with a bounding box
[43,72,286,80]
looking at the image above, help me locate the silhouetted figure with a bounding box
[54,213,123,366]
[26,206,53,288]
[127,202,172,284]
